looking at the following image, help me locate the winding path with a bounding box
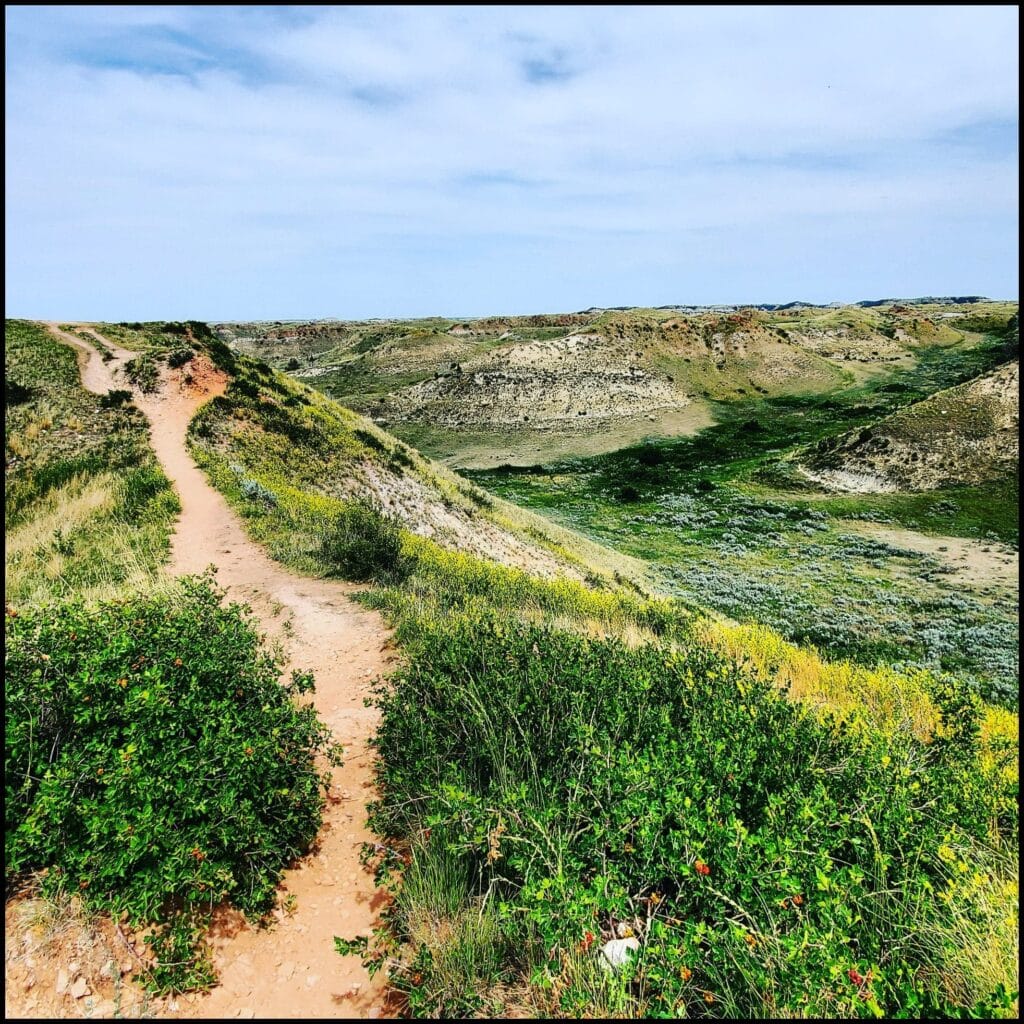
[47,324,395,1019]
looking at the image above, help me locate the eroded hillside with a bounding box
[216,300,1016,467]
[88,322,647,588]
[802,359,1020,493]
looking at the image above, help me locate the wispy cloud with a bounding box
[4,5,1018,319]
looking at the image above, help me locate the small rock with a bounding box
[599,936,640,971]
[68,961,81,975]
[92,998,117,1018]
[70,976,91,999]
[56,969,70,995]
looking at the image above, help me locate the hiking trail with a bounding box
[36,323,397,1019]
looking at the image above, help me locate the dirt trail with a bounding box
[34,324,397,1018]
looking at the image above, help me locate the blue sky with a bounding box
[4,5,1019,320]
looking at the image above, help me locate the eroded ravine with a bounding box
[46,324,395,1019]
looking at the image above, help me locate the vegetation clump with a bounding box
[166,347,194,369]
[320,500,412,583]
[354,610,1017,1018]
[5,575,337,992]
[125,354,159,393]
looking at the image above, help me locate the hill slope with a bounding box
[89,321,649,588]
[216,301,1016,467]
[801,359,1019,492]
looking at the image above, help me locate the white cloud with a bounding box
[4,5,1018,317]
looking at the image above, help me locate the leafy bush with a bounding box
[125,355,159,393]
[99,388,133,409]
[239,477,278,507]
[185,320,216,341]
[636,444,664,467]
[5,575,337,990]
[319,500,412,583]
[5,379,33,406]
[353,427,390,455]
[203,335,238,372]
[357,613,1017,1017]
[166,348,194,369]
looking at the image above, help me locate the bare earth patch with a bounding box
[846,521,1018,590]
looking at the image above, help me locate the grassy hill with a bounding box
[5,316,1019,1019]
[4,320,179,605]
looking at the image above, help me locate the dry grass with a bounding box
[694,617,942,740]
[6,472,118,554]
[5,472,178,608]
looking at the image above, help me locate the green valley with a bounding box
[5,302,1019,1019]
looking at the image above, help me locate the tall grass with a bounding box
[4,321,179,608]
[358,610,1018,1018]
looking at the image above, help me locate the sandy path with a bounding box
[43,324,396,1019]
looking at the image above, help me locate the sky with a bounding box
[4,5,1019,320]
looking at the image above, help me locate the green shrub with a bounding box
[99,389,133,409]
[319,500,412,583]
[359,614,1017,1018]
[5,575,338,990]
[636,444,664,467]
[185,321,216,341]
[125,355,159,393]
[353,427,390,454]
[5,379,33,406]
[203,335,238,372]
[166,348,194,369]
[239,477,278,507]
